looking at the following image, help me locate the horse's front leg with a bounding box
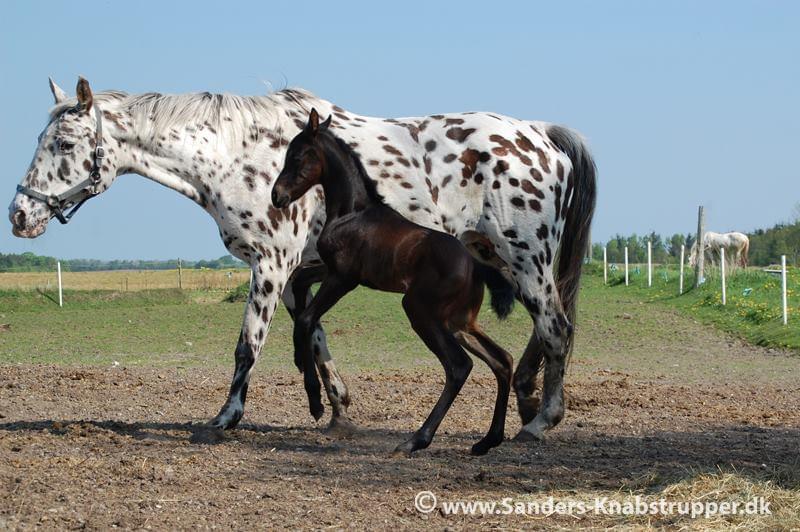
[283,266,356,434]
[210,262,286,430]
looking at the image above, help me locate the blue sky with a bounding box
[1,0,797,260]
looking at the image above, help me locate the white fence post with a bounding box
[720,248,726,305]
[679,244,685,295]
[647,241,652,287]
[603,246,608,285]
[624,246,629,286]
[782,255,788,325]
[57,261,63,308]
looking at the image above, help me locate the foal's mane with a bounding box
[325,132,385,204]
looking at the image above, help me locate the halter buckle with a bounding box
[95,146,106,159]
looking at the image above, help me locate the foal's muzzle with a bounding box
[271,188,290,209]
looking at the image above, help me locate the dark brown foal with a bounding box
[272,109,515,456]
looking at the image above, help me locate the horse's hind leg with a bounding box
[515,290,572,442]
[395,294,473,456]
[455,327,513,455]
[513,331,545,425]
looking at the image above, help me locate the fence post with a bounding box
[624,246,629,286]
[720,248,726,305]
[647,241,652,287]
[57,261,63,308]
[694,206,706,287]
[178,258,183,290]
[782,255,788,325]
[603,246,608,285]
[679,244,685,295]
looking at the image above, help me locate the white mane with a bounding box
[48,88,318,146]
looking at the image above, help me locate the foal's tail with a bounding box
[474,261,515,320]
[546,125,597,359]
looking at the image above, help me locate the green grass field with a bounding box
[595,261,799,351]
[1,264,796,373]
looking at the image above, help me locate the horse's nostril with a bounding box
[12,210,26,228]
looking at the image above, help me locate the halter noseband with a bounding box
[16,104,106,224]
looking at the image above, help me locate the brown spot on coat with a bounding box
[445,127,476,142]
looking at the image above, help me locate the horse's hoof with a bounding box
[324,416,359,439]
[517,396,539,426]
[513,429,544,443]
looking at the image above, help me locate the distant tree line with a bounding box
[593,219,800,267]
[0,252,246,272]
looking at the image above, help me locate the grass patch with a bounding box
[593,261,799,352]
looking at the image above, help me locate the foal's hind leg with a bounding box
[455,327,513,455]
[395,294,473,456]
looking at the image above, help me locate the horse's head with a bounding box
[272,108,331,209]
[9,77,120,238]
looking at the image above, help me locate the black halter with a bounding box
[16,105,106,224]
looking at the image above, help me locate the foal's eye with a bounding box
[58,140,75,153]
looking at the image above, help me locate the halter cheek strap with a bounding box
[15,105,105,224]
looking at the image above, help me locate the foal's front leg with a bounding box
[294,275,356,421]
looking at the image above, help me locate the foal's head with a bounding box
[272,109,332,209]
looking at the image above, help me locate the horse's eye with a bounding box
[58,140,75,153]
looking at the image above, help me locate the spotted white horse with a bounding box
[9,78,596,441]
[689,231,750,269]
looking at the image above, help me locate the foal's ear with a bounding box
[320,115,332,133]
[76,76,93,111]
[306,108,320,135]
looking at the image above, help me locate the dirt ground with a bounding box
[1,349,799,530]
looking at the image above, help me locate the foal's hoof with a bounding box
[309,402,325,422]
[513,428,545,443]
[190,426,227,445]
[470,435,504,456]
[324,416,359,439]
[392,440,417,458]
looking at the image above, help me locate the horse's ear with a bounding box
[320,115,332,133]
[76,76,93,111]
[49,77,67,104]
[306,108,320,135]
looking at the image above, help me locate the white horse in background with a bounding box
[689,231,749,269]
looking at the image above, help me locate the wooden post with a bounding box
[694,206,706,288]
[178,259,183,290]
[57,261,63,308]
[679,244,685,295]
[720,248,726,305]
[782,255,788,325]
[624,246,629,286]
[125,277,129,291]
[586,228,592,263]
[647,241,652,287]
[603,246,608,285]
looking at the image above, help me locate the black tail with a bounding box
[474,261,515,320]
[546,125,597,359]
